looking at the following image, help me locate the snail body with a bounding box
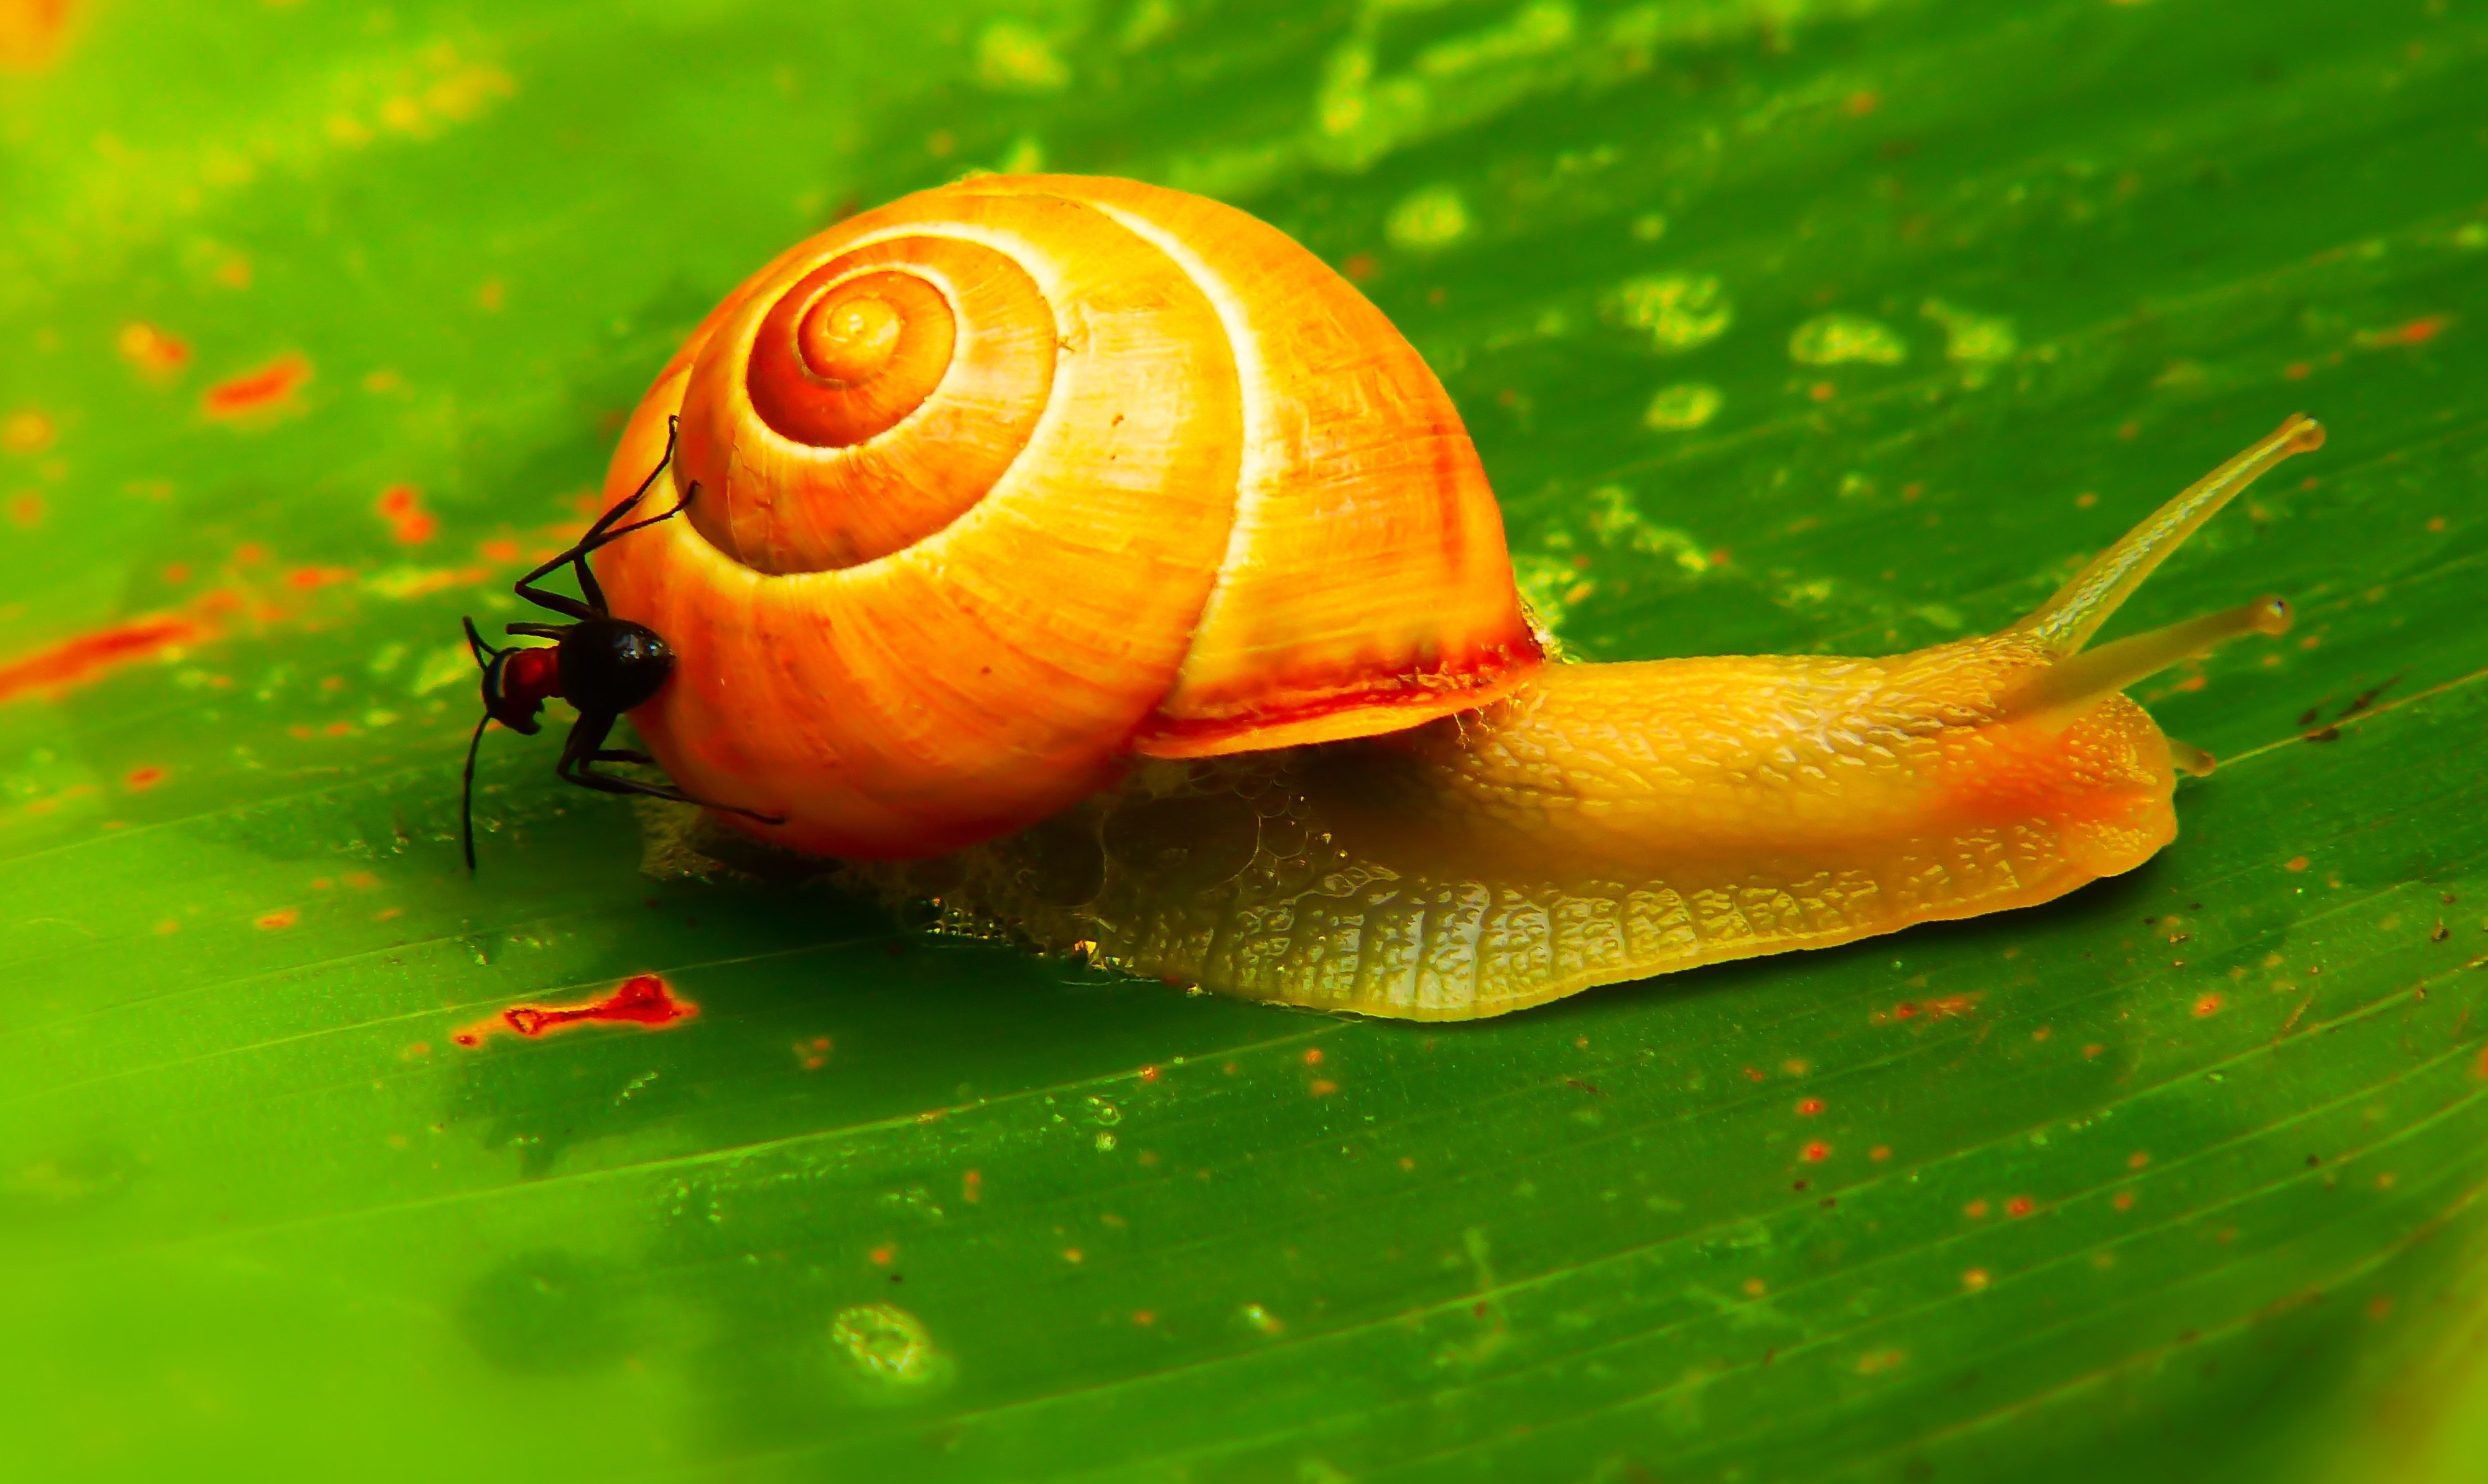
[592,175,2321,1020]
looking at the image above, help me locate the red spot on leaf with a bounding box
[124,766,165,791]
[450,973,697,1047]
[203,354,312,419]
[256,907,299,930]
[1800,1141,1832,1162]
[118,322,192,380]
[1796,1098,1825,1116]
[0,614,203,705]
[2005,1195,2035,1218]
[285,565,356,590]
[962,1169,982,1203]
[6,491,42,528]
[1340,252,1376,283]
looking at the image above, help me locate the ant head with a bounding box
[558,617,675,716]
[464,616,556,735]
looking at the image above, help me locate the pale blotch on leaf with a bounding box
[1511,549,1590,636]
[1789,313,1907,366]
[1921,298,2018,364]
[1643,382,1721,432]
[1605,273,1732,353]
[1630,210,1668,242]
[2450,222,2487,251]
[832,1303,950,1392]
[975,21,1070,94]
[994,133,1046,174]
[410,642,475,696]
[1585,485,1711,575]
[1386,185,1472,252]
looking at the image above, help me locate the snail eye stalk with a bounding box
[457,415,784,872]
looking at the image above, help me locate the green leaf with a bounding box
[3,1,2484,1480]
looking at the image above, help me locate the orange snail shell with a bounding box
[594,175,1541,860]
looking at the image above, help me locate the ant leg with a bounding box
[583,745,659,767]
[566,480,703,615]
[554,713,786,824]
[504,622,572,641]
[513,419,687,619]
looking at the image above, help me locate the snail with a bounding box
[481,174,2323,1021]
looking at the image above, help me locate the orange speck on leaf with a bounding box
[2362,314,2448,348]
[1309,1078,1339,1097]
[962,1169,982,1203]
[448,973,697,1047]
[1341,252,1376,283]
[2114,1190,2137,1211]
[2,408,55,454]
[0,0,76,73]
[285,565,355,590]
[0,614,203,705]
[214,256,252,289]
[256,907,299,930]
[868,1245,894,1266]
[478,537,521,562]
[376,484,435,544]
[124,766,165,791]
[1303,1047,1324,1066]
[1962,1268,1990,1291]
[2193,993,2224,1018]
[1808,381,1836,402]
[1869,1145,1890,1162]
[2285,855,2309,872]
[153,918,180,935]
[118,322,192,380]
[7,491,43,528]
[1062,1247,1084,1263]
[203,354,311,419]
[1796,1098,1825,1116]
[1843,90,1880,116]
[1131,1309,1155,1325]
[477,278,506,312]
[1800,1141,1832,1162]
[2283,361,2311,381]
[2128,1151,2151,1170]
[1964,1199,1990,1219]
[2004,1195,2035,1218]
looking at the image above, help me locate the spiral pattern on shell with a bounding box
[593,175,1542,860]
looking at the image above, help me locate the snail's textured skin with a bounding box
[850,639,2180,1020]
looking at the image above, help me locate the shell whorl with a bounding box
[595,175,1542,860]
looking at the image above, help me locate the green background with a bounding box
[3,1,2484,1479]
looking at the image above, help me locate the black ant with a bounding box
[459,417,781,870]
